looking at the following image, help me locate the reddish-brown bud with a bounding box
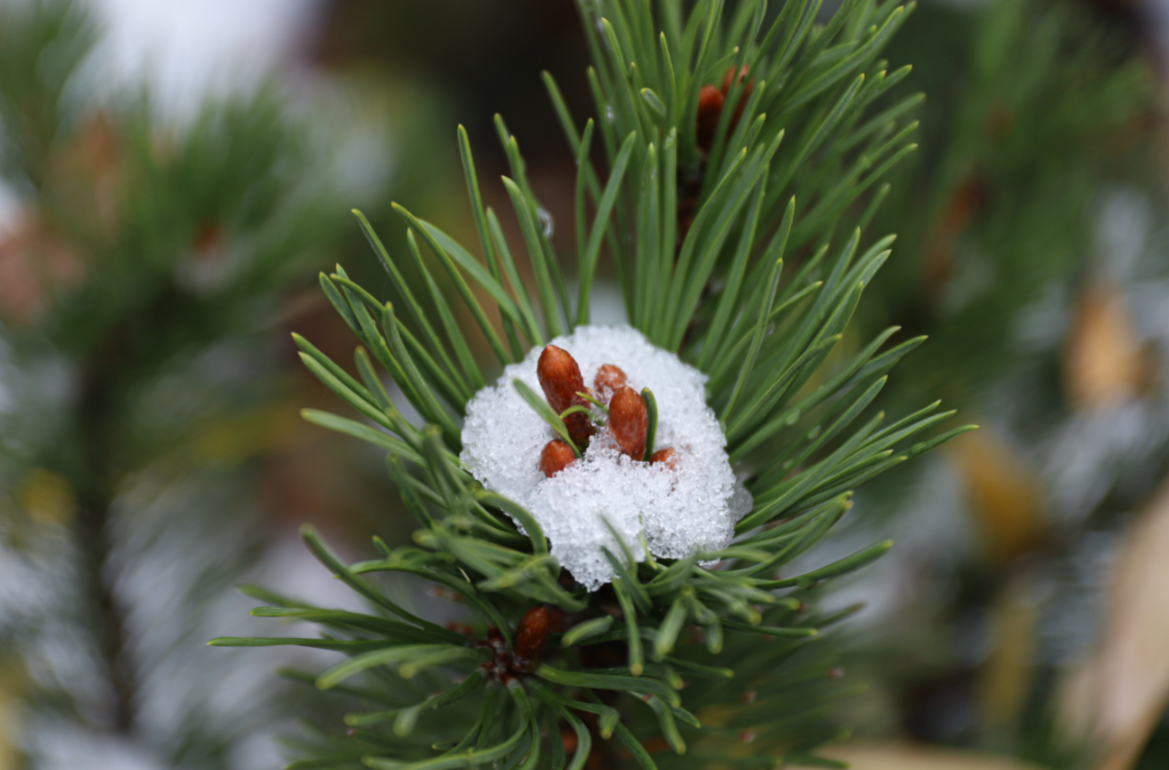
[594,363,627,397]
[609,386,648,460]
[538,345,585,413]
[696,84,725,153]
[537,345,596,448]
[721,65,754,136]
[722,64,750,94]
[650,447,679,469]
[514,606,553,661]
[540,439,577,478]
[565,412,597,449]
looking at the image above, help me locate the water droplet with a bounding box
[606,105,615,123]
[538,208,555,237]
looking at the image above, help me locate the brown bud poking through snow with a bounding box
[650,447,679,469]
[594,363,627,398]
[609,386,648,460]
[540,439,577,478]
[513,606,553,662]
[696,84,726,153]
[538,345,584,412]
[537,345,596,448]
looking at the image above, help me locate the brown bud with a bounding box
[537,345,595,448]
[696,84,725,153]
[565,412,597,449]
[514,606,553,661]
[609,386,648,460]
[594,363,627,397]
[538,345,585,412]
[721,64,751,94]
[650,447,679,469]
[540,439,577,478]
[484,626,507,656]
[721,65,753,136]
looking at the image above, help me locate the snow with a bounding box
[460,325,751,590]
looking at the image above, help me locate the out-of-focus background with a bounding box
[1,0,1168,769]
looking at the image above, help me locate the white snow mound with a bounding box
[460,325,751,591]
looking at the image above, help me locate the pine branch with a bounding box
[74,340,136,734]
[220,1,972,768]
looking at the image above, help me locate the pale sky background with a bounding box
[0,0,321,232]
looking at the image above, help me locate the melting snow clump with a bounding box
[460,325,751,591]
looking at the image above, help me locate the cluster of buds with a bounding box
[535,345,677,478]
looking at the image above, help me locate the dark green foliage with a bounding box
[870,0,1158,398]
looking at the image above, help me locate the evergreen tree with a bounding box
[0,2,347,766]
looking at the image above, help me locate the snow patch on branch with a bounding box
[460,325,750,590]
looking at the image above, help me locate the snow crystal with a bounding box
[460,325,751,591]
